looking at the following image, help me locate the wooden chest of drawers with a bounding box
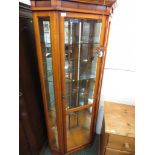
[101,102,135,155]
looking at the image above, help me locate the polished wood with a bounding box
[31,0,116,153]
[31,6,109,15]
[59,12,67,153]
[50,11,65,153]
[66,104,93,113]
[105,148,134,155]
[107,134,135,153]
[32,12,56,150]
[30,0,116,7]
[104,102,135,137]
[62,0,115,6]
[19,2,47,155]
[64,143,91,155]
[19,117,32,155]
[101,102,135,155]
[30,0,115,15]
[93,17,110,143]
[92,15,107,137]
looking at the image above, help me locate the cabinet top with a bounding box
[104,102,135,138]
[30,0,116,6]
[30,0,116,15]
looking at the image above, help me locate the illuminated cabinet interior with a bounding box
[30,0,116,154]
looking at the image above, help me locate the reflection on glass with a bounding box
[64,18,102,151]
[64,18,102,109]
[39,17,58,149]
[66,107,92,150]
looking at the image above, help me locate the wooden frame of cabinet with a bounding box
[31,0,116,154]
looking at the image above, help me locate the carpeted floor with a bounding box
[40,134,100,155]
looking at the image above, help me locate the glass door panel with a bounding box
[38,17,58,149]
[64,17,102,151]
[64,18,102,109]
[66,107,92,150]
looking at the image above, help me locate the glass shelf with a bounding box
[65,76,95,109]
[65,42,100,45]
[65,75,96,82]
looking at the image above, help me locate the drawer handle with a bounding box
[124,142,130,149]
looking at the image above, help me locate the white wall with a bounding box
[100,0,135,105]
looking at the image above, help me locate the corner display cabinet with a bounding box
[30,0,116,154]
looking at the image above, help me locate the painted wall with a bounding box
[100,0,135,106]
[97,0,135,133]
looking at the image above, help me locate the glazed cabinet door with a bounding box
[60,13,107,152]
[32,11,108,154]
[33,12,64,153]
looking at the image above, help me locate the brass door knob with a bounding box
[95,47,104,57]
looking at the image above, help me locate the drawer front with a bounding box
[107,134,135,152]
[105,148,134,155]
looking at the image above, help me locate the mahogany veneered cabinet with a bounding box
[30,0,116,154]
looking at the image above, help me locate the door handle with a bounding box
[96,47,104,58]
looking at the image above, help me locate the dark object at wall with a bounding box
[19,2,47,155]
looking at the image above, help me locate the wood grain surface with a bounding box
[104,101,135,138]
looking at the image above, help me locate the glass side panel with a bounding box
[64,18,102,110]
[38,17,58,149]
[66,107,92,150]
